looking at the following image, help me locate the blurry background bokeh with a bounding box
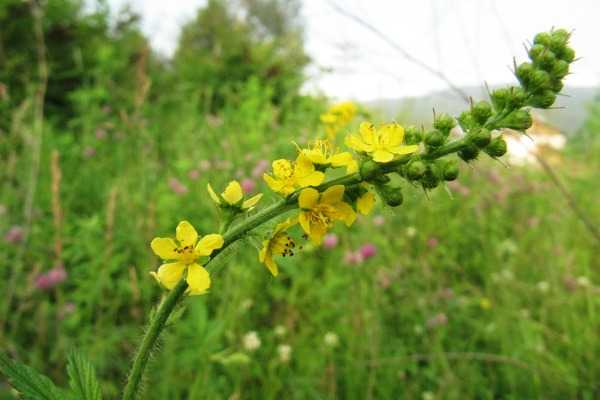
[0,0,598,398]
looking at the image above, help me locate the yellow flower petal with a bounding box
[195,233,224,256]
[242,193,263,209]
[345,133,368,152]
[308,223,327,245]
[263,173,283,192]
[207,183,220,204]
[357,191,376,215]
[155,262,186,290]
[359,122,376,144]
[336,202,357,227]
[321,185,345,205]
[259,243,278,276]
[299,188,319,209]
[222,181,243,205]
[294,153,315,177]
[381,123,404,146]
[329,152,354,167]
[298,212,311,235]
[272,159,293,179]
[391,144,420,155]
[186,263,210,295]
[150,237,179,260]
[372,150,394,163]
[176,221,198,247]
[296,170,324,187]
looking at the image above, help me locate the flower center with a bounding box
[176,245,196,264]
[272,233,295,257]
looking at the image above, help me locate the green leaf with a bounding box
[0,352,65,400]
[66,352,102,400]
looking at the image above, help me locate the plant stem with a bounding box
[122,280,188,400]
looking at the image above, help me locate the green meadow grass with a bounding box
[1,86,598,399]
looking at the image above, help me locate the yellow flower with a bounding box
[356,188,376,215]
[299,139,358,173]
[150,221,224,295]
[320,101,358,139]
[345,122,419,163]
[263,154,325,196]
[207,180,262,210]
[258,217,298,276]
[298,185,356,244]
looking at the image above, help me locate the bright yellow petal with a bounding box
[263,173,283,192]
[195,233,224,256]
[304,150,328,165]
[298,212,311,235]
[390,144,420,155]
[336,202,357,226]
[346,160,359,174]
[150,237,179,260]
[357,191,376,215]
[359,122,376,144]
[176,221,198,247]
[372,150,394,163]
[345,133,369,152]
[272,159,293,179]
[381,123,404,146]
[242,193,263,209]
[321,185,345,205]
[155,262,186,290]
[299,188,319,209]
[296,170,325,187]
[207,183,221,204]
[308,223,327,245]
[222,181,243,205]
[186,263,210,295]
[274,216,298,234]
[294,153,315,177]
[259,244,278,276]
[329,152,353,167]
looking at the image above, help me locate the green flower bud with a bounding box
[484,137,507,158]
[551,29,571,43]
[550,60,569,79]
[421,166,440,189]
[406,160,427,180]
[501,109,533,130]
[528,69,551,91]
[371,174,391,184]
[516,62,535,86]
[425,129,445,147]
[433,113,456,134]
[469,127,492,148]
[528,44,546,62]
[533,32,552,46]
[441,159,459,181]
[360,159,379,181]
[490,87,526,111]
[535,50,557,71]
[376,184,403,207]
[458,143,479,162]
[472,101,493,124]
[560,47,575,63]
[404,126,423,145]
[528,90,557,109]
[550,79,564,93]
[458,110,478,130]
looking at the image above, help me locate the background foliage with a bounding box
[0,0,598,399]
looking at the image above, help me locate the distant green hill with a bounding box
[367,85,599,135]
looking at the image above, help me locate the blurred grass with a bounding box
[1,74,599,399]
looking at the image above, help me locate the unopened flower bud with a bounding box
[501,109,532,130]
[469,127,491,148]
[471,101,492,124]
[458,111,478,130]
[550,60,569,79]
[376,184,403,207]
[528,69,551,91]
[535,50,557,71]
[515,62,535,86]
[420,167,440,189]
[407,160,427,180]
[404,126,423,145]
[433,113,456,135]
[528,44,546,62]
[550,79,564,93]
[533,32,552,46]
[458,143,479,162]
[359,159,379,181]
[425,129,445,147]
[560,46,575,63]
[442,160,459,181]
[485,137,507,158]
[528,90,556,109]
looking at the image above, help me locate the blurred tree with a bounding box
[172,0,310,113]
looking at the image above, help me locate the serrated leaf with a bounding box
[0,352,65,400]
[66,352,102,400]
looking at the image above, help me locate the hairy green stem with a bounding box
[122,280,188,400]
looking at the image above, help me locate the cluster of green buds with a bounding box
[368,28,576,194]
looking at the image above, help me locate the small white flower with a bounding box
[324,332,339,347]
[243,331,261,351]
[577,276,591,288]
[406,226,417,238]
[277,344,292,363]
[274,325,286,337]
[537,281,550,292]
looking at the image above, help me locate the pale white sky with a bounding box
[106,0,600,101]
